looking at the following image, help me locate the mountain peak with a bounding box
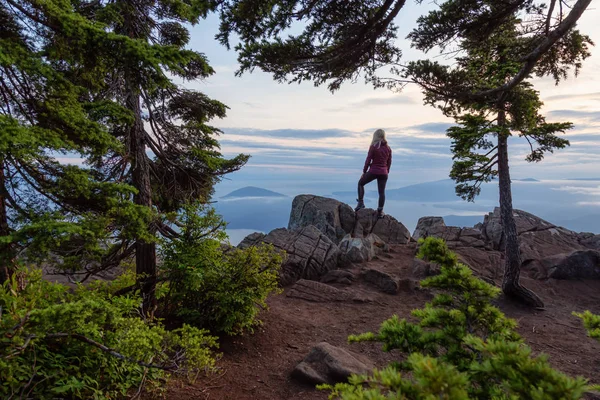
[222,186,287,199]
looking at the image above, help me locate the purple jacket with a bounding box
[363,142,392,175]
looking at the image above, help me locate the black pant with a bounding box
[358,172,388,209]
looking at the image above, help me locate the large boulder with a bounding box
[338,233,387,263]
[355,209,411,244]
[525,250,600,280]
[412,216,446,240]
[362,269,398,294]
[288,195,411,245]
[239,225,342,286]
[291,342,374,385]
[481,208,584,263]
[288,195,356,244]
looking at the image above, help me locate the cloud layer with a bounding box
[216,114,600,197]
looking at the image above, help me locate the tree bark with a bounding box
[0,161,15,283]
[497,109,544,308]
[126,85,157,315]
[120,0,157,315]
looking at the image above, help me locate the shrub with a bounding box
[321,237,588,399]
[574,310,600,393]
[0,268,218,399]
[575,310,600,341]
[159,204,282,335]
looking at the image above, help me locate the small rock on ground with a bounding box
[291,342,374,385]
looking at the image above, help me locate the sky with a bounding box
[179,2,600,198]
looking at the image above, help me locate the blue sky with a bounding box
[175,3,600,199]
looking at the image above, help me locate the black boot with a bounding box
[355,199,365,212]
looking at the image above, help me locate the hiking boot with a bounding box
[377,208,385,219]
[355,199,365,212]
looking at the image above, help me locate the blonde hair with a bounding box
[371,129,387,147]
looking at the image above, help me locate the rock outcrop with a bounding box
[292,342,374,385]
[288,195,411,245]
[412,216,445,241]
[239,225,342,286]
[237,232,266,249]
[241,194,599,285]
[525,250,600,280]
[288,195,355,244]
[413,216,486,249]
[481,208,585,262]
[414,209,600,280]
[578,232,600,250]
[355,209,411,244]
[338,233,387,263]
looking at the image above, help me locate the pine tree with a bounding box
[70,0,249,313]
[0,0,143,283]
[1,1,248,313]
[404,3,592,308]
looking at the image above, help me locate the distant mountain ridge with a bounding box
[222,186,287,199]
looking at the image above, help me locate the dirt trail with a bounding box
[163,243,600,400]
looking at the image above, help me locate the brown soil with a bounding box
[161,243,600,400]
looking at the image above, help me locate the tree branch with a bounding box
[44,333,177,371]
[483,145,499,158]
[475,154,498,172]
[545,0,557,35]
[465,0,592,100]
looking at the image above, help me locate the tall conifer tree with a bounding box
[73,0,249,312]
[403,2,592,307]
[1,1,248,314]
[0,0,143,283]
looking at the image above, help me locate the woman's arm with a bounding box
[387,148,392,173]
[363,146,374,173]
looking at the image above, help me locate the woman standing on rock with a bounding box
[355,129,392,218]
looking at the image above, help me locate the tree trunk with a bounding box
[126,87,157,315]
[0,161,15,283]
[120,0,156,315]
[497,109,544,308]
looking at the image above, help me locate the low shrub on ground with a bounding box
[575,310,600,341]
[0,268,218,399]
[158,204,283,335]
[321,237,589,399]
[575,310,600,393]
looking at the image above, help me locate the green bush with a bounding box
[575,310,600,341]
[159,205,283,335]
[575,310,600,393]
[321,237,588,399]
[0,268,218,399]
